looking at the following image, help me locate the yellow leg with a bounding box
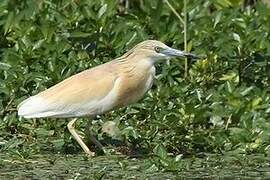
[67,118,95,157]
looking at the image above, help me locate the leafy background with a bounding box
[0,0,270,173]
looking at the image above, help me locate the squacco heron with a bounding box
[17,40,198,157]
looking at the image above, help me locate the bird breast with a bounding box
[114,63,156,108]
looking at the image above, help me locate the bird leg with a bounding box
[84,119,105,153]
[67,118,95,157]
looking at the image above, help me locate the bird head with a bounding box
[129,40,199,62]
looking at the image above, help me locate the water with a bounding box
[0,153,270,179]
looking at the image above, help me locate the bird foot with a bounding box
[85,151,95,158]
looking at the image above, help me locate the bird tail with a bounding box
[17,96,49,118]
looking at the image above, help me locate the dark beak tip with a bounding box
[186,54,198,60]
[186,54,205,60]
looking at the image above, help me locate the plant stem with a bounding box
[184,0,188,78]
[164,0,184,25]
[165,0,188,78]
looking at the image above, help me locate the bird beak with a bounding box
[162,47,200,59]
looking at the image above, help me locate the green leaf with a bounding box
[98,4,108,18]
[214,11,222,28]
[32,39,45,50]
[153,144,167,159]
[0,62,11,70]
[251,97,262,108]
[240,86,254,96]
[4,11,15,34]
[232,32,241,43]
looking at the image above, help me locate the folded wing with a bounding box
[18,64,119,118]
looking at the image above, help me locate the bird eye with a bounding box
[154,46,162,53]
